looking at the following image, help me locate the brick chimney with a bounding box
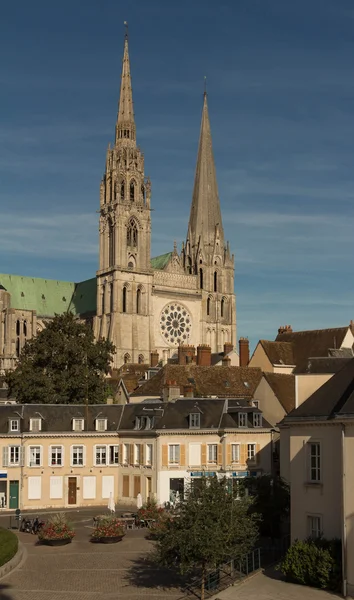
[222,355,231,367]
[223,342,233,356]
[178,345,196,365]
[239,337,250,367]
[150,351,159,368]
[196,344,211,366]
[184,384,194,398]
[278,325,293,335]
[162,380,181,402]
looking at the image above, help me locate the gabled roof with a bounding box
[151,252,172,270]
[260,340,295,366]
[262,372,295,414]
[110,363,151,393]
[130,364,262,399]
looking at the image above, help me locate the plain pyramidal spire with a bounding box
[187,90,224,254]
[115,22,136,145]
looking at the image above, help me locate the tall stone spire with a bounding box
[186,92,224,259]
[115,25,136,146]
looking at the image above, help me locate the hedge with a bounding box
[0,528,18,567]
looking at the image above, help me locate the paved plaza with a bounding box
[0,511,342,600]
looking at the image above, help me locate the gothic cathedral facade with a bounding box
[94,32,236,368]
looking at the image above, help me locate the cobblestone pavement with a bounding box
[0,514,185,600]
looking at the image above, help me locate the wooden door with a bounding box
[134,476,141,498]
[9,480,19,509]
[122,475,130,498]
[68,477,77,505]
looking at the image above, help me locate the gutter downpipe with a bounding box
[341,423,347,598]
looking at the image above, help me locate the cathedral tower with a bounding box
[183,92,236,351]
[95,29,153,367]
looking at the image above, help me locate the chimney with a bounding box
[150,351,159,368]
[222,355,231,367]
[184,384,194,398]
[278,325,293,335]
[239,337,250,367]
[178,345,196,365]
[223,342,233,356]
[162,380,181,402]
[196,344,211,366]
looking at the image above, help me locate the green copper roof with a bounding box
[151,252,172,270]
[0,273,96,317]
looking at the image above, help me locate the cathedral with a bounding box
[0,31,236,372]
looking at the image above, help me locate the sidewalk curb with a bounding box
[0,539,27,581]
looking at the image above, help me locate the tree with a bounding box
[3,313,115,404]
[154,476,259,600]
[242,475,290,539]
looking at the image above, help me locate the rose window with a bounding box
[160,303,192,346]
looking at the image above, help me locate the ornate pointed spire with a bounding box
[115,24,136,146]
[186,92,224,259]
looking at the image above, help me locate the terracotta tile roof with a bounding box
[130,364,262,398]
[260,340,295,366]
[109,363,150,394]
[262,372,295,414]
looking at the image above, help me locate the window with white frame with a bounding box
[253,413,262,427]
[247,444,256,461]
[50,446,63,466]
[252,401,259,409]
[29,417,42,432]
[95,445,107,466]
[72,418,84,432]
[231,444,240,463]
[71,445,84,466]
[308,515,322,538]
[134,444,141,465]
[123,444,129,465]
[8,446,21,466]
[208,444,218,463]
[29,446,42,467]
[95,418,107,432]
[238,413,247,427]
[108,445,119,465]
[146,444,153,465]
[189,413,200,429]
[168,444,180,464]
[9,419,19,433]
[309,442,321,482]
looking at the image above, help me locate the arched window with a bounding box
[199,268,203,289]
[136,288,141,314]
[141,185,145,202]
[110,283,114,313]
[207,297,211,316]
[221,298,225,318]
[108,221,115,267]
[23,320,27,337]
[16,338,20,358]
[16,320,20,336]
[122,286,127,313]
[138,354,144,364]
[214,271,218,292]
[124,353,130,364]
[127,219,138,247]
[130,180,135,201]
[101,286,105,314]
[120,181,125,201]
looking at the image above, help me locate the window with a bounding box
[138,354,144,364]
[169,445,180,464]
[252,401,259,409]
[247,444,256,461]
[309,442,321,482]
[110,282,114,313]
[136,288,141,314]
[208,444,218,463]
[95,445,107,466]
[101,285,105,314]
[120,181,125,201]
[146,444,153,466]
[95,419,107,432]
[72,418,84,432]
[29,446,42,467]
[141,184,145,202]
[124,353,130,364]
[108,445,119,465]
[123,444,129,465]
[29,418,41,432]
[134,444,141,465]
[199,268,203,289]
[23,320,27,337]
[16,320,20,336]
[214,271,217,292]
[253,413,262,427]
[71,445,84,466]
[108,221,115,267]
[221,298,224,318]
[207,297,211,316]
[238,413,247,427]
[122,286,127,313]
[308,515,322,539]
[189,413,200,429]
[130,181,135,201]
[50,446,63,466]
[127,218,138,247]
[16,338,20,357]
[9,446,21,465]
[9,419,19,433]
[231,444,240,463]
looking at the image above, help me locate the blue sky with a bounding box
[2,0,354,351]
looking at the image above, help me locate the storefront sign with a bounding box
[0,471,7,479]
[190,472,216,477]
[231,471,249,478]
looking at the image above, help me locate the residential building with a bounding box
[252,372,295,426]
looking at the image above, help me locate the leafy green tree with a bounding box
[242,475,290,538]
[155,476,259,600]
[3,313,115,404]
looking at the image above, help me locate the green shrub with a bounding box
[279,538,341,591]
[0,528,18,567]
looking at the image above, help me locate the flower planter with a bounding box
[96,535,124,544]
[41,538,72,547]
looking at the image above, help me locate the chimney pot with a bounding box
[196,344,211,366]
[238,337,250,367]
[150,351,159,368]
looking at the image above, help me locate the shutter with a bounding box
[180,444,186,467]
[129,444,134,465]
[70,445,74,467]
[162,445,168,467]
[119,444,123,464]
[28,476,41,500]
[50,476,63,499]
[2,447,8,468]
[102,475,115,499]
[20,446,25,467]
[39,445,43,467]
[82,446,86,467]
[123,475,130,497]
[240,444,246,466]
[227,444,231,465]
[48,446,52,467]
[134,475,141,497]
[93,445,97,467]
[217,444,223,466]
[201,444,207,466]
[83,476,96,499]
[140,444,144,465]
[256,443,261,464]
